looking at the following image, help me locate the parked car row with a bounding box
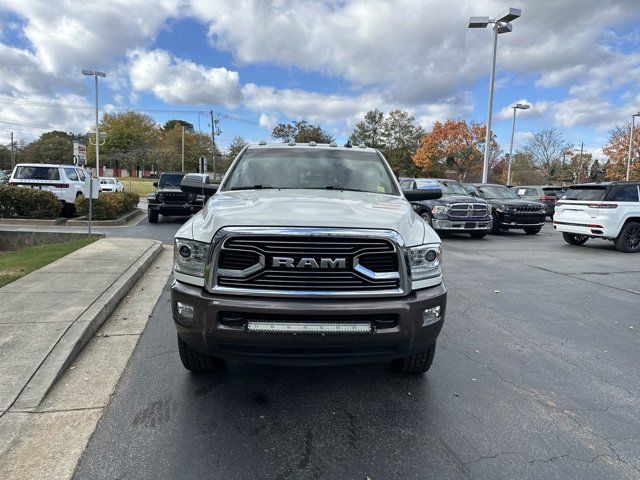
[401,178,547,236]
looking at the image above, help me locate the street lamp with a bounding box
[82,69,106,176]
[626,112,640,181]
[507,103,530,185]
[469,7,522,183]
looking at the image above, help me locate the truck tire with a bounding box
[177,335,224,372]
[562,232,588,246]
[614,221,640,253]
[148,210,159,223]
[490,212,501,234]
[390,344,436,374]
[523,227,541,235]
[419,210,433,227]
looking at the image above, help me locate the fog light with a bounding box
[176,301,194,321]
[423,306,441,325]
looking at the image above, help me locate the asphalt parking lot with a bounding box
[74,223,640,480]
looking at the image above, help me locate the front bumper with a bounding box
[148,202,203,215]
[432,217,491,232]
[171,280,447,366]
[499,212,546,228]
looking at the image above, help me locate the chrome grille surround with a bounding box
[204,227,410,298]
[448,202,489,218]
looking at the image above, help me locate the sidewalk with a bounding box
[0,237,162,416]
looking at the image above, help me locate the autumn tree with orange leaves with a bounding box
[413,119,500,182]
[603,124,640,180]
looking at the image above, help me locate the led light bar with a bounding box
[247,321,372,334]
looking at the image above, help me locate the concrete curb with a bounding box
[66,209,143,227]
[0,218,66,226]
[10,239,163,412]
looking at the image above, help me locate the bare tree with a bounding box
[519,129,572,183]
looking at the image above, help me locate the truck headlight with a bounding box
[431,205,449,215]
[174,238,209,277]
[408,245,442,280]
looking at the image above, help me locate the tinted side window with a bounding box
[64,168,79,181]
[610,185,639,202]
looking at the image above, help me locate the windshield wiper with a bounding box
[230,184,274,191]
[325,185,366,192]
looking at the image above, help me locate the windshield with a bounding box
[100,178,115,184]
[13,166,60,181]
[223,148,397,195]
[477,185,519,199]
[159,173,185,188]
[561,187,606,201]
[0,171,7,181]
[436,180,468,195]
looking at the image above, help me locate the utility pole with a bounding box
[209,110,218,179]
[576,142,584,184]
[181,126,185,172]
[10,131,15,169]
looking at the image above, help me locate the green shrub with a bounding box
[74,191,139,220]
[0,186,63,218]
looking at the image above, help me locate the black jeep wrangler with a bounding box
[147,172,204,223]
[401,178,492,238]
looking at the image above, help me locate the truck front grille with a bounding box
[449,203,488,217]
[214,235,401,294]
[159,192,190,204]
[516,205,542,213]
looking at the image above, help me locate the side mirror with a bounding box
[403,188,442,201]
[153,181,158,187]
[181,173,218,197]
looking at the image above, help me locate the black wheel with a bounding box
[490,212,501,234]
[419,210,433,227]
[148,210,159,223]
[177,335,224,372]
[470,232,487,239]
[562,232,588,245]
[614,221,640,253]
[524,227,541,235]
[390,344,436,374]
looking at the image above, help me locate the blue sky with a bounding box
[1,0,640,160]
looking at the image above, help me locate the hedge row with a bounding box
[75,191,139,220]
[0,185,63,218]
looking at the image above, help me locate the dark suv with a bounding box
[147,172,204,223]
[511,185,565,218]
[464,183,546,235]
[401,178,491,238]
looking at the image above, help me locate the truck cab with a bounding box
[171,143,447,374]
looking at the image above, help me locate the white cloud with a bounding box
[258,113,277,129]
[0,94,93,140]
[242,83,383,124]
[0,0,180,75]
[128,49,242,106]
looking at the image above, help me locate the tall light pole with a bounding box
[82,70,106,176]
[507,103,530,185]
[627,112,640,181]
[469,7,522,183]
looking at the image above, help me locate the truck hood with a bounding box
[176,189,438,247]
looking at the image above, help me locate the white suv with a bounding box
[553,182,640,252]
[99,177,123,192]
[9,163,91,206]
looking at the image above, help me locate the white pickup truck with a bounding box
[171,143,447,374]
